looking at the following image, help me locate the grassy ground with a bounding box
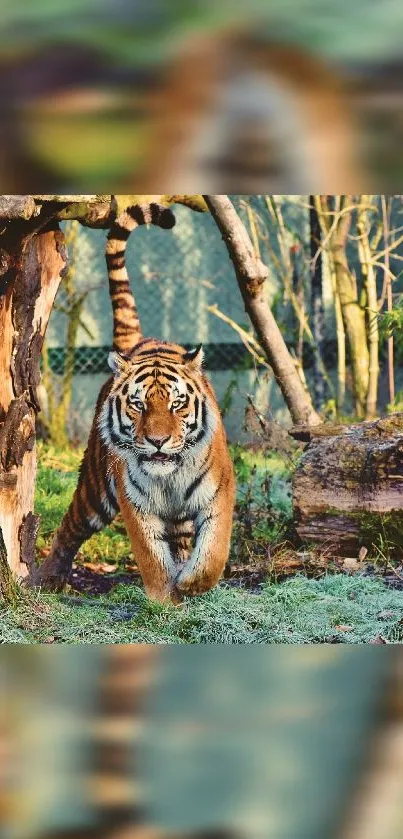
[1,443,402,644]
[1,575,403,644]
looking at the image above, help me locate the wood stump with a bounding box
[0,222,67,578]
[291,414,403,555]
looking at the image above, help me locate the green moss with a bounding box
[323,506,403,559]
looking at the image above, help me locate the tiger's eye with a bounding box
[128,395,144,411]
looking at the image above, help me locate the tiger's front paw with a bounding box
[175,565,217,597]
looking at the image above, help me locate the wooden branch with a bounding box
[0,194,206,231]
[204,195,321,427]
[0,196,38,220]
[32,195,106,203]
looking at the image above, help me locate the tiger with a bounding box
[30,201,236,604]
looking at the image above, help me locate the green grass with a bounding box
[1,442,401,645]
[35,444,132,566]
[1,575,402,644]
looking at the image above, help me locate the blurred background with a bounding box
[1,0,403,192]
[1,647,402,839]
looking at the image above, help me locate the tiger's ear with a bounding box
[184,344,204,370]
[108,351,129,376]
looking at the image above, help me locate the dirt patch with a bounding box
[67,556,403,599]
[69,563,141,595]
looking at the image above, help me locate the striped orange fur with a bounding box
[32,202,235,603]
[106,203,175,354]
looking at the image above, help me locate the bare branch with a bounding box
[204,195,321,427]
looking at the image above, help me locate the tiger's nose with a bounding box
[145,435,170,450]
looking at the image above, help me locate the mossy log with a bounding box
[291,414,403,554]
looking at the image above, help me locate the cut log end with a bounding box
[292,413,403,555]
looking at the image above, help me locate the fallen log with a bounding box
[291,414,403,555]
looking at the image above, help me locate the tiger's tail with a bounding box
[106,203,176,355]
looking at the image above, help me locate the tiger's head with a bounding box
[99,339,214,474]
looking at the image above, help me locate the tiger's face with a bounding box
[100,341,212,475]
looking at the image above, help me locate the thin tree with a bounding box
[309,196,326,409]
[204,195,321,427]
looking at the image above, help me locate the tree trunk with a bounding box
[0,224,67,580]
[328,195,369,416]
[204,195,321,427]
[291,414,403,555]
[309,197,325,409]
[356,196,379,420]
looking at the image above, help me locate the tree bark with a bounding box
[309,197,325,409]
[356,196,379,420]
[327,195,369,416]
[204,194,321,426]
[291,414,403,554]
[0,223,67,580]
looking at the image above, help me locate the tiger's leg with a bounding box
[117,495,181,604]
[175,481,235,597]
[166,520,194,575]
[28,442,119,591]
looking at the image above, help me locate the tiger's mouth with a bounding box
[141,452,180,464]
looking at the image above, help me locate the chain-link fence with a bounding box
[45,343,256,376]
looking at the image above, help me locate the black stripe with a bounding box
[115,396,132,438]
[127,205,147,224]
[104,476,118,512]
[160,372,179,383]
[150,203,162,225]
[150,203,176,230]
[201,397,207,428]
[108,398,114,432]
[184,467,210,502]
[136,360,161,370]
[133,371,153,383]
[108,258,126,270]
[85,480,110,526]
[107,225,130,241]
[126,465,146,497]
[131,362,155,375]
[136,346,180,357]
[108,280,130,293]
[112,297,134,311]
[128,338,151,352]
[195,513,217,539]
[191,428,206,446]
[106,254,126,267]
[187,397,206,443]
[109,400,128,447]
[163,363,183,375]
[122,383,129,395]
[86,452,112,526]
[107,248,126,261]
